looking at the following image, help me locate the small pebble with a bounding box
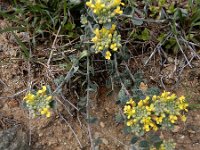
[100,122,105,128]
[102,138,108,145]
[172,125,181,133]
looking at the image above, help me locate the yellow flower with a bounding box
[108,33,112,39]
[148,122,158,131]
[143,124,150,131]
[91,36,98,43]
[105,51,111,60]
[86,1,93,8]
[161,113,166,118]
[113,0,121,6]
[146,104,155,112]
[110,43,117,51]
[40,107,48,115]
[94,28,100,37]
[152,124,158,131]
[41,86,47,92]
[124,105,130,112]
[167,94,176,101]
[124,105,136,119]
[120,2,125,6]
[141,117,151,124]
[159,144,166,150]
[152,95,157,101]
[114,6,123,14]
[138,100,143,107]
[92,0,106,14]
[110,24,116,33]
[46,96,52,101]
[23,86,53,118]
[91,25,120,56]
[40,107,51,118]
[154,116,163,124]
[101,27,108,35]
[164,108,170,114]
[98,46,103,51]
[126,98,136,107]
[179,96,186,103]
[142,118,153,132]
[161,91,170,99]
[127,119,135,126]
[37,86,47,95]
[178,103,188,112]
[46,111,51,118]
[24,93,35,102]
[143,96,150,104]
[169,115,177,123]
[180,115,187,122]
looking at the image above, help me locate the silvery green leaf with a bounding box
[79,50,89,60]
[124,6,134,15]
[130,136,139,144]
[139,140,149,148]
[132,17,143,25]
[103,22,112,30]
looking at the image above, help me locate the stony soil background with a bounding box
[0,16,200,150]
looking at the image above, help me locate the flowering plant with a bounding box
[84,0,124,60]
[23,86,53,118]
[91,24,121,59]
[124,91,188,135]
[86,0,124,24]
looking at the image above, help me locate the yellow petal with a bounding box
[46,112,51,118]
[41,86,47,92]
[105,51,111,60]
[181,115,187,122]
[46,96,52,101]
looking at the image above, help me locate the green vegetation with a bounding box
[1,0,200,149]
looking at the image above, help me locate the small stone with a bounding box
[94,132,101,139]
[180,135,185,139]
[172,125,181,133]
[176,134,191,144]
[167,57,174,63]
[48,141,56,146]
[0,126,28,150]
[102,138,109,145]
[39,133,43,137]
[100,122,105,128]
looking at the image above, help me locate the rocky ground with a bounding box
[0,18,200,150]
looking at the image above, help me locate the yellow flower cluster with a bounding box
[86,0,124,24]
[150,139,176,150]
[91,24,121,60]
[124,91,188,135]
[23,86,53,118]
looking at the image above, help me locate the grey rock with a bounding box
[0,126,29,150]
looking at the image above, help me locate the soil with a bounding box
[0,17,200,150]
